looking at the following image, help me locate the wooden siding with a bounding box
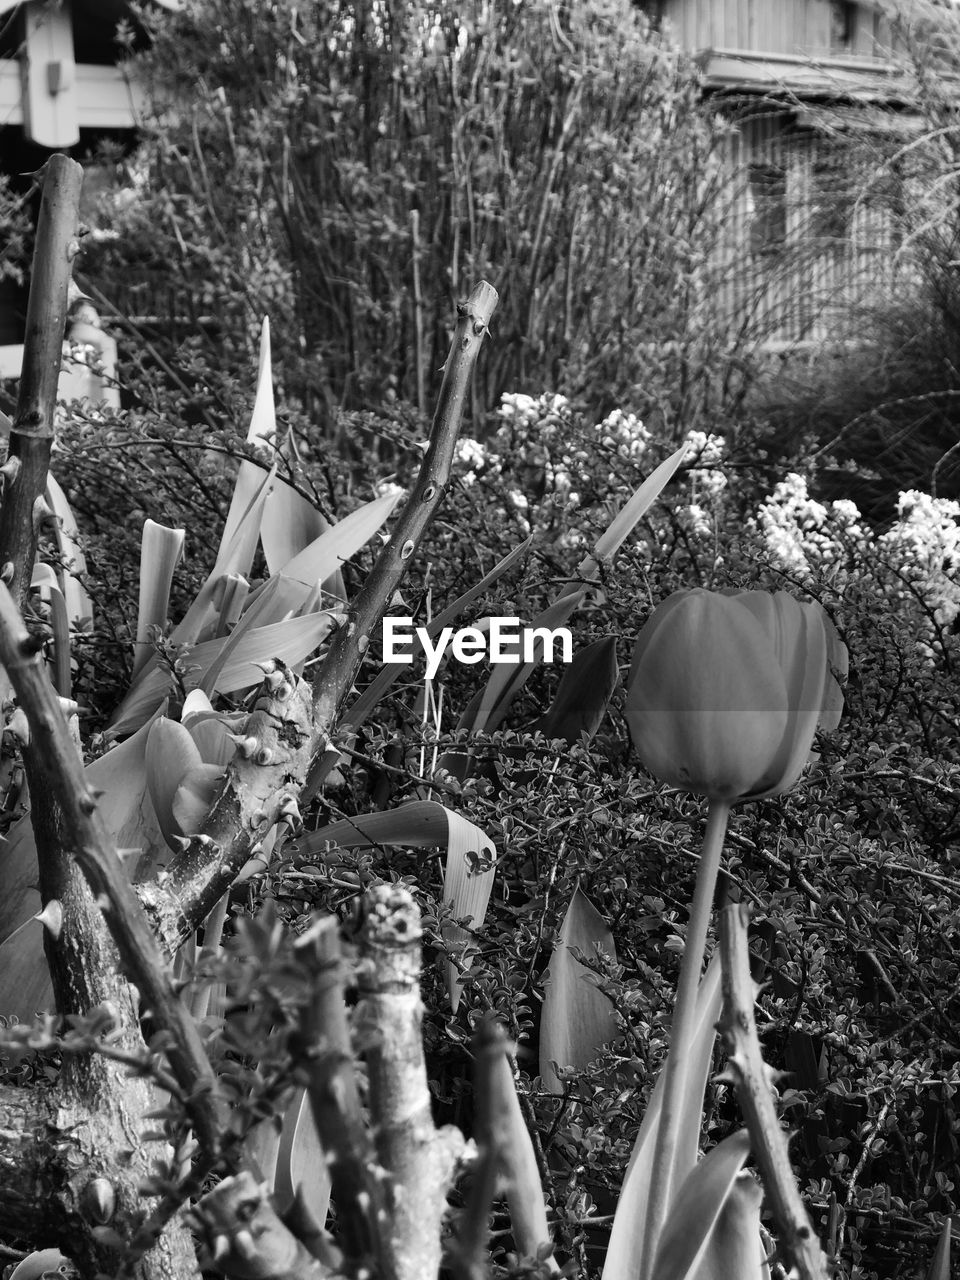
[659,0,897,60]
[714,108,908,345]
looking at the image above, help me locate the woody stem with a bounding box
[639,796,731,1280]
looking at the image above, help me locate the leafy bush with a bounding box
[80,0,756,433]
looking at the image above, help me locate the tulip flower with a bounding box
[624,588,846,802]
[624,588,846,1280]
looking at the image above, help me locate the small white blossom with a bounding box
[456,437,488,468]
[679,503,712,537]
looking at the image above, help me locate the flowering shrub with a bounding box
[755,472,960,640]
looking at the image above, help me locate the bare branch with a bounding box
[310,281,499,759]
[718,902,830,1280]
[292,915,389,1272]
[0,155,83,610]
[0,583,227,1159]
[139,664,314,952]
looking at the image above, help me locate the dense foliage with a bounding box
[78,0,762,434]
[32,380,958,1280]
[2,1,960,1276]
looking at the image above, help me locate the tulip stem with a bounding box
[639,797,731,1280]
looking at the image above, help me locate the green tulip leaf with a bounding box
[687,1170,765,1280]
[110,608,339,735]
[133,520,185,678]
[650,1129,752,1280]
[278,490,402,591]
[45,471,94,632]
[486,1039,557,1271]
[457,589,587,738]
[533,635,620,745]
[214,317,278,581]
[579,441,689,577]
[448,447,687,755]
[602,951,722,1280]
[539,884,619,1093]
[272,1086,332,1224]
[261,476,347,602]
[295,800,496,1009]
[145,717,205,848]
[171,764,226,838]
[925,1216,953,1280]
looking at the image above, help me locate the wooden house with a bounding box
[0,0,174,379]
[0,0,931,372]
[646,0,921,346]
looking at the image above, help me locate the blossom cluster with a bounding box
[755,472,960,634]
[446,392,960,641]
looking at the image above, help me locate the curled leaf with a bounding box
[539,884,618,1092]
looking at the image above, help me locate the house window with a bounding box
[830,1,856,52]
[809,150,853,245]
[748,162,787,255]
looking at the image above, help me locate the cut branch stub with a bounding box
[356,883,466,1280]
[191,1169,336,1280]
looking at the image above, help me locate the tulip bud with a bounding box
[624,589,845,802]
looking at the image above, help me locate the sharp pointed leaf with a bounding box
[578,442,689,580]
[926,1216,953,1280]
[145,717,204,848]
[651,1130,752,1280]
[134,520,185,677]
[533,636,620,745]
[540,884,618,1093]
[45,472,93,631]
[273,1086,332,1223]
[215,318,278,577]
[690,1171,765,1280]
[602,953,723,1280]
[279,491,402,590]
